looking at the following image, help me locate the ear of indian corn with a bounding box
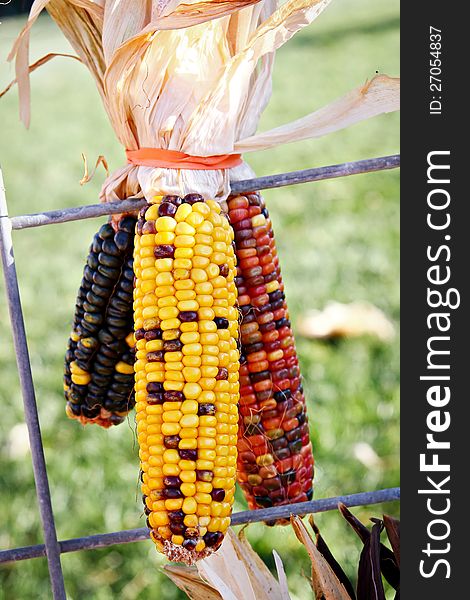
[134,194,239,564]
[64,216,136,427]
[227,192,314,517]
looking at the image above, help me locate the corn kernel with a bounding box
[182,497,197,514]
[180,483,196,497]
[179,470,196,482]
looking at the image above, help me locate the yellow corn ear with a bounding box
[134,194,240,563]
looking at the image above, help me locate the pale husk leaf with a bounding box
[291,515,353,600]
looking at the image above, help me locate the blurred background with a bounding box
[0,1,399,598]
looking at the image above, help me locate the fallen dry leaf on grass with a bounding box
[297,301,395,341]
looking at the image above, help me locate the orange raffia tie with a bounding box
[125,148,242,171]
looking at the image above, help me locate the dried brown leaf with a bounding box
[291,516,353,600]
[383,515,400,567]
[309,517,356,600]
[357,521,386,600]
[339,506,399,591]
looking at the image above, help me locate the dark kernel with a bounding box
[163,339,183,352]
[147,382,164,393]
[163,435,181,449]
[147,393,164,405]
[182,538,197,550]
[198,404,216,416]
[154,244,175,259]
[147,351,164,362]
[142,220,156,235]
[215,368,228,380]
[158,202,177,217]
[214,317,229,329]
[179,449,197,461]
[183,193,204,205]
[162,488,183,499]
[210,488,225,502]
[163,476,182,488]
[163,195,183,206]
[168,510,185,522]
[203,531,224,547]
[170,522,186,535]
[144,328,162,340]
[179,311,198,322]
[164,390,184,402]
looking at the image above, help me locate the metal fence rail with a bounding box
[0,155,400,600]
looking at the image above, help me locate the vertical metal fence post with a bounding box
[0,169,67,600]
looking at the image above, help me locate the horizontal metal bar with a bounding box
[10,155,399,231]
[0,487,399,564]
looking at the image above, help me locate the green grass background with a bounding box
[0,1,399,598]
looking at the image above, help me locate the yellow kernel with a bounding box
[175,203,193,222]
[159,306,178,320]
[162,410,182,423]
[179,470,196,482]
[198,449,217,461]
[192,202,211,216]
[211,503,223,517]
[200,416,217,427]
[206,264,219,279]
[182,497,197,514]
[199,333,218,345]
[199,321,217,334]
[182,343,202,356]
[180,322,198,333]
[182,367,201,383]
[163,449,180,464]
[171,535,184,546]
[161,423,181,436]
[197,438,216,449]
[198,427,216,438]
[180,427,198,439]
[156,216,176,232]
[157,526,172,540]
[162,464,180,476]
[162,329,180,341]
[199,390,216,403]
[196,460,214,471]
[201,356,218,367]
[158,296,177,308]
[205,200,221,214]
[251,214,266,228]
[165,361,183,372]
[175,235,195,248]
[155,232,175,245]
[164,380,184,392]
[71,373,91,386]
[184,514,199,528]
[191,268,207,283]
[180,414,199,428]
[179,439,197,450]
[179,460,197,471]
[142,293,158,308]
[180,331,199,344]
[198,308,215,321]
[178,300,199,311]
[199,378,216,390]
[195,493,212,505]
[192,255,210,269]
[149,511,169,528]
[174,279,194,290]
[182,355,201,367]
[144,204,160,219]
[165,498,184,511]
[181,400,198,414]
[200,366,218,378]
[155,285,175,298]
[174,247,193,259]
[175,221,196,235]
[196,482,212,494]
[186,212,204,227]
[161,318,181,331]
[197,504,211,517]
[140,234,155,247]
[196,295,214,308]
[155,258,173,272]
[180,483,196,497]
[194,244,212,258]
[174,269,190,281]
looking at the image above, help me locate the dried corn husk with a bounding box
[7,0,400,202]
